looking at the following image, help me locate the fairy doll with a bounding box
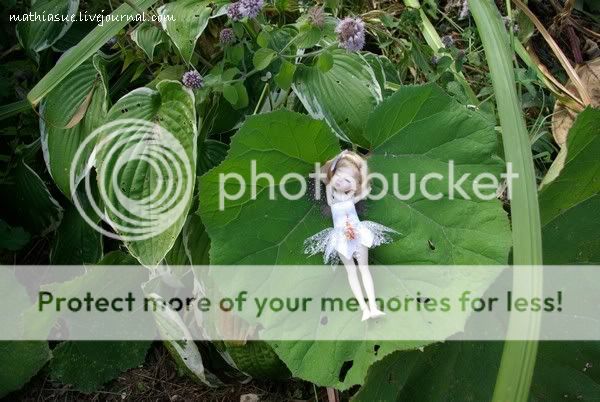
[304,150,397,321]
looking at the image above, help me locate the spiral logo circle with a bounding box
[70,118,194,241]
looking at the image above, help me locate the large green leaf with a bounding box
[0,270,51,397]
[50,207,103,264]
[292,51,383,147]
[364,83,511,265]
[198,84,511,388]
[1,160,63,235]
[96,80,197,266]
[41,54,110,197]
[352,341,600,402]
[157,0,212,64]
[16,0,79,54]
[49,341,151,392]
[199,110,340,264]
[0,341,52,397]
[539,108,600,264]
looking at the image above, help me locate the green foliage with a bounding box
[27,0,159,105]
[0,270,51,397]
[2,0,597,397]
[40,54,109,197]
[97,81,197,265]
[1,160,63,235]
[293,51,383,147]
[540,108,600,264]
[157,0,212,64]
[0,341,52,398]
[49,341,150,392]
[16,0,78,55]
[200,85,511,388]
[253,48,277,71]
[50,207,103,265]
[131,22,169,61]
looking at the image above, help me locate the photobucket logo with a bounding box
[218,160,518,210]
[70,119,193,241]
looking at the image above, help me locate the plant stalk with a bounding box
[468,1,543,402]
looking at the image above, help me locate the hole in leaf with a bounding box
[428,240,435,250]
[338,360,353,382]
[373,344,380,355]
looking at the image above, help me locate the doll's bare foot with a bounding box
[369,309,386,319]
[361,309,370,321]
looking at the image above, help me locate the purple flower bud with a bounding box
[219,28,236,45]
[227,2,243,21]
[441,35,454,48]
[240,0,264,19]
[182,70,204,89]
[335,17,365,52]
[307,6,325,29]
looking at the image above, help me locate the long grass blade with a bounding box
[27,0,158,106]
[468,1,543,402]
[0,100,31,121]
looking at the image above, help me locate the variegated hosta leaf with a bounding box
[157,0,212,64]
[16,0,79,54]
[293,50,383,147]
[41,53,109,197]
[95,80,198,266]
[131,22,169,61]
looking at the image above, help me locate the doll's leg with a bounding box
[356,245,385,318]
[339,253,370,321]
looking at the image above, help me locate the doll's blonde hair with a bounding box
[321,150,371,200]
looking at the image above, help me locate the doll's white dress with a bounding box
[304,199,396,265]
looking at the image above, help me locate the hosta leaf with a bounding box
[0,160,63,235]
[0,270,51,397]
[198,110,340,264]
[199,84,511,388]
[50,207,103,264]
[96,80,198,266]
[539,107,600,264]
[293,50,382,147]
[49,341,151,392]
[40,53,110,197]
[131,22,168,61]
[16,0,79,54]
[158,0,212,64]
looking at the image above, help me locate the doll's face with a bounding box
[330,164,358,195]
